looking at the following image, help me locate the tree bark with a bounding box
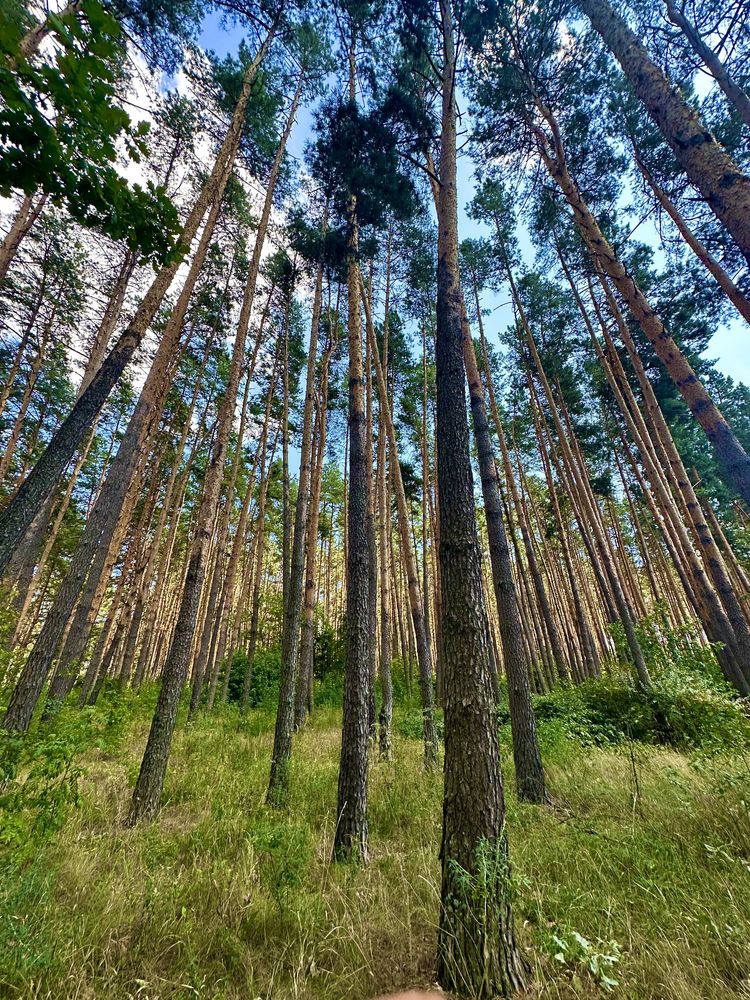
[361,279,439,770]
[269,196,324,801]
[533,106,750,507]
[333,191,371,862]
[459,294,547,803]
[0,27,276,576]
[434,1,526,993]
[579,0,750,268]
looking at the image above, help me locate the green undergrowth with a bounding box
[0,677,749,999]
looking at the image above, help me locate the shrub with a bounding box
[222,647,280,708]
[314,671,343,708]
[527,676,748,753]
[394,706,444,742]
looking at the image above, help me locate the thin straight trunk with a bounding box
[333,183,371,859]
[376,239,393,759]
[281,296,291,615]
[269,195,324,794]
[364,294,378,740]
[435,0,526,991]
[361,279,439,769]
[0,26,276,574]
[241,429,280,710]
[127,78,298,824]
[580,0,750,266]
[458,292,547,801]
[295,375,329,725]
[390,519,410,695]
[421,325,433,672]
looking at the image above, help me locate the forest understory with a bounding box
[2,671,750,1000]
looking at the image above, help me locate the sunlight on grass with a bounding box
[1,696,750,999]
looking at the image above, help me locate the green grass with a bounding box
[1,693,750,999]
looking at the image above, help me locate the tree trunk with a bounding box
[435,1,526,993]
[533,107,750,507]
[361,279,439,769]
[333,191,371,862]
[458,282,547,802]
[269,199,324,801]
[579,0,750,268]
[0,27,276,575]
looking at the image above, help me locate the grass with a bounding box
[1,690,750,999]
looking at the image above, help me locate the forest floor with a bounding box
[2,689,750,1000]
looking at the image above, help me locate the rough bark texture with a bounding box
[579,0,750,269]
[435,2,526,993]
[460,302,547,804]
[333,195,370,863]
[535,109,750,507]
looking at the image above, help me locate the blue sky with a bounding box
[197,15,750,389]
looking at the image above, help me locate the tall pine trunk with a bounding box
[579,0,750,267]
[435,0,526,992]
[0,27,276,575]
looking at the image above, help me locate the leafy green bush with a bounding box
[532,680,654,747]
[394,706,444,742]
[0,723,84,850]
[544,928,622,993]
[611,604,730,692]
[0,689,131,852]
[314,619,345,681]
[314,671,344,708]
[222,648,280,708]
[527,676,748,753]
